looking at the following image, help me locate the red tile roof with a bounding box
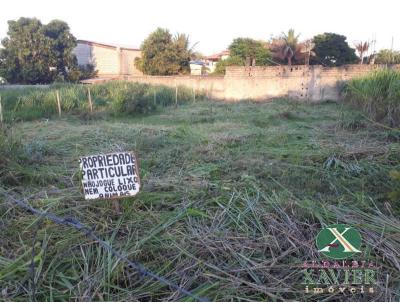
[206,50,230,61]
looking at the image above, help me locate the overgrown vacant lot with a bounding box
[1,99,400,301]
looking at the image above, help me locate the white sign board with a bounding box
[79,151,140,200]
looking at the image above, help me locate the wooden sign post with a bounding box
[79,151,141,213]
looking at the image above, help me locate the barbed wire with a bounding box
[2,191,210,302]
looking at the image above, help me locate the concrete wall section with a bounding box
[224,64,400,101]
[86,64,400,101]
[120,48,142,76]
[91,46,120,75]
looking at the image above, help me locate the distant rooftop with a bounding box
[206,50,230,61]
[190,60,205,65]
[77,39,140,51]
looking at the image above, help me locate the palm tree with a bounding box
[173,33,199,74]
[354,41,370,64]
[270,29,300,66]
[281,29,300,66]
[173,33,190,53]
[173,33,198,57]
[269,30,315,66]
[298,39,315,66]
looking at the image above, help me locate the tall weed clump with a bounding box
[0,128,25,185]
[10,90,57,121]
[108,83,156,114]
[1,82,205,121]
[344,69,400,126]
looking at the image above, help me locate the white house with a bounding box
[189,60,204,75]
[204,50,230,73]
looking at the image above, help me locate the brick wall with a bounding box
[86,64,400,102]
[225,64,400,78]
[120,49,142,76]
[223,64,400,101]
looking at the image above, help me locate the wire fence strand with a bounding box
[2,191,210,302]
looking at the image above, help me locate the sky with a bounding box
[1,0,399,55]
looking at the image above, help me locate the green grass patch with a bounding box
[0,98,399,301]
[344,69,400,127]
[0,81,205,122]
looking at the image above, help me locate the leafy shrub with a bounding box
[213,56,244,75]
[344,69,400,127]
[71,64,98,82]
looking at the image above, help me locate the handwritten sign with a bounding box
[79,152,140,200]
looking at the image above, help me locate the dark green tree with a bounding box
[0,17,88,84]
[42,20,77,78]
[173,33,192,74]
[0,18,56,84]
[311,33,358,66]
[135,28,192,75]
[212,38,272,74]
[229,38,271,66]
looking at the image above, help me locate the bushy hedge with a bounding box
[0,81,205,121]
[344,69,400,127]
